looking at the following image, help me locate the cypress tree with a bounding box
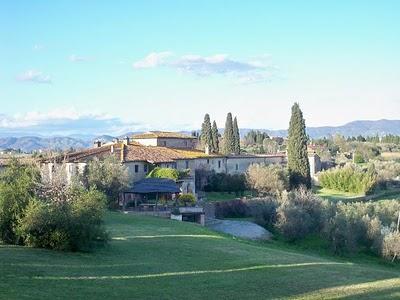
[201,114,213,151]
[233,116,240,154]
[287,103,311,189]
[222,113,234,154]
[211,120,219,153]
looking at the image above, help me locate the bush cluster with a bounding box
[0,159,108,252]
[147,167,190,181]
[246,164,288,196]
[177,193,196,207]
[318,164,377,194]
[18,188,108,251]
[224,187,400,261]
[204,173,247,195]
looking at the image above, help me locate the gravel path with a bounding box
[207,219,272,240]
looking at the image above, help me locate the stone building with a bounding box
[42,131,318,198]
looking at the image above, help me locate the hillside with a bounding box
[262,119,400,138]
[0,136,90,152]
[1,212,399,299]
[1,120,399,152]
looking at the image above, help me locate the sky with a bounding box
[1,1,399,136]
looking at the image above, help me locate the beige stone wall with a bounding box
[124,161,149,182]
[131,138,158,146]
[133,137,195,149]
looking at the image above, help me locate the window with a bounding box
[163,141,167,147]
[134,165,139,173]
[144,165,148,173]
[185,160,189,169]
[207,159,210,164]
[235,164,239,171]
[184,140,188,147]
[218,160,221,168]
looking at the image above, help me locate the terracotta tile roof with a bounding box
[123,146,219,163]
[132,131,196,139]
[49,143,218,164]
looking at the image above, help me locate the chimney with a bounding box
[205,144,210,155]
[110,144,114,153]
[93,140,102,148]
[123,136,130,145]
[120,143,125,162]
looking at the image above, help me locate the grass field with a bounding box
[205,191,253,201]
[315,187,400,203]
[1,212,400,299]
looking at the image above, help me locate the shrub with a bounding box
[177,193,196,206]
[0,160,40,244]
[276,188,325,241]
[204,173,247,195]
[382,231,400,262]
[353,152,365,164]
[318,164,377,194]
[18,188,108,251]
[85,156,130,208]
[147,167,180,181]
[214,200,249,218]
[246,164,288,196]
[248,198,278,229]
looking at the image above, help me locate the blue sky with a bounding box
[1,1,399,136]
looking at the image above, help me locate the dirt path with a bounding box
[206,219,272,240]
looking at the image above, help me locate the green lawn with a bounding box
[1,212,400,299]
[315,187,400,203]
[205,191,253,201]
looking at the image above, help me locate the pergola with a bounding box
[121,178,181,210]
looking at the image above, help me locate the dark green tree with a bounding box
[233,116,240,154]
[287,103,311,189]
[201,114,213,151]
[211,120,219,153]
[222,113,234,154]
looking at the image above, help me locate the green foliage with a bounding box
[211,120,219,153]
[85,156,130,207]
[222,112,234,155]
[147,167,189,181]
[246,163,288,196]
[287,103,311,189]
[204,172,247,195]
[18,188,108,251]
[318,164,377,194]
[177,193,196,206]
[382,231,400,261]
[248,198,278,229]
[201,113,213,151]
[233,116,240,154]
[0,159,40,244]
[353,151,365,163]
[243,130,269,146]
[276,188,325,241]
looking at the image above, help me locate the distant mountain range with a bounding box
[265,119,400,138]
[1,119,399,152]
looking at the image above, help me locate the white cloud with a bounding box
[0,108,146,137]
[16,70,52,84]
[133,52,275,83]
[69,54,90,62]
[33,44,45,51]
[132,51,172,69]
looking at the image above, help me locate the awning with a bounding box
[126,178,181,194]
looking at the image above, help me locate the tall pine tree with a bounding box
[201,114,213,151]
[287,103,311,189]
[222,112,234,154]
[211,120,219,153]
[233,116,240,154]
